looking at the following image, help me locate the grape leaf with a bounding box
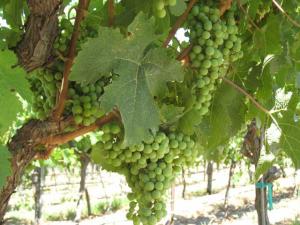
[102,48,183,146]
[178,109,204,135]
[256,56,275,109]
[169,0,186,16]
[70,13,157,83]
[277,93,300,168]
[115,0,152,27]
[0,50,32,135]
[0,145,11,190]
[0,27,22,50]
[253,14,282,56]
[2,0,25,28]
[160,104,184,124]
[247,0,262,19]
[254,155,275,181]
[199,82,247,150]
[71,13,184,145]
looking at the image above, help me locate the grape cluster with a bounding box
[187,4,243,121]
[54,16,99,54]
[29,70,62,119]
[91,124,199,225]
[54,18,73,53]
[69,81,106,126]
[30,68,106,126]
[153,0,177,18]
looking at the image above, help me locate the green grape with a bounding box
[29,70,63,119]
[193,45,202,54]
[157,8,166,18]
[155,0,164,10]
[144,182,155,191]
[153,0,177,18]
[167,0,176,6]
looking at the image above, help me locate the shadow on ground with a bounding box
[174,188,295,225]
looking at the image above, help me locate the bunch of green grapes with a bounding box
[125,132,197,225]
[54,15,99,54]
[29,68,107,125]
[91,126,199,225]
[29,70,62,119]
[54,18,73,53]
[90,122,124,167]
[153,0,177,18]
[187,4,243,121]
[68,80,106,126]
[92,124,169,170]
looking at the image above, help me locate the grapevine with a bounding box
[28,2,243,224]
[1,0,299,224]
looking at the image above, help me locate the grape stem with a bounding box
[162,0,198,48]
[42,111,117,145]
[52,0,90,122]
[176,44,193,63]
[108,0,115,27]
[272,0,300,28]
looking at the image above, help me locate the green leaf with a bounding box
[71,13,184,145]
[160,104,184,124]
[3,0,25,28]
[0,145,11,190]
[247,0,262,19]
[256,56,275,109]
[199,82,247,150]
[178,109,205,135]
[0,0,10,8]
[70,13,157,83]
[0,50,32,135]
[102,60,160,146]
[278,93,300,168]
[169,0,186,16]
[253,14,282,56]
[254,154,275,181]
[0,27,22,50]
[102,48,183,145]
[142,48,183,97]
[115,0,152,27]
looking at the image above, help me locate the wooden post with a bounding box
[206,161,213,195]
[33,166,45,225]
[224,160,236,217]
[74,153,89,223]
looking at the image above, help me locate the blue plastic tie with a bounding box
[255,182,273,210]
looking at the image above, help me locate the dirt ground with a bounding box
[4,167,300,225]
[43,175,299,225]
